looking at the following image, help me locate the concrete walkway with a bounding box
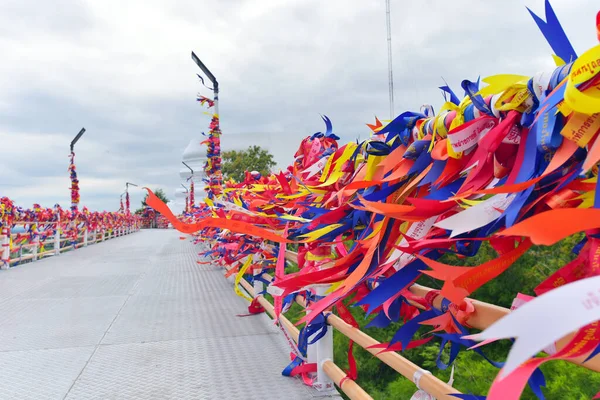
[0,230,324,399]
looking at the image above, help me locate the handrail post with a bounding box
[306,287,318,373]
[84,227,88,247]
[54,218,61,256]
[32,224,39,261]
[102,229,106,242]
[252,252,263,299]
[1,228,10,270]
[313,284,335,392]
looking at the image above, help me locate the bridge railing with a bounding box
[226,247,600,399]
[225,247,459,400]
[0,220,140,269]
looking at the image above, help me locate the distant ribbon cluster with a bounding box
[0,197,140,265]
[147,2,600,399]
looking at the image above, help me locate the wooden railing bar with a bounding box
[257,268,460,399]
[283,251,600,373]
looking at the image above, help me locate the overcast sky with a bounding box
[1,0,598,211]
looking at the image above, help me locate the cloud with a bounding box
[0,0,598,211]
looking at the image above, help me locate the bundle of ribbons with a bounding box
[68,152,80,212]
[146,2,600,399]
[139,207,170,229]
[197,95,223,198]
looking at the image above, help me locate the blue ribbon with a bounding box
[297,313,328,357]
[527,0,577,63]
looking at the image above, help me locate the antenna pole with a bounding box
[386,0,395,120]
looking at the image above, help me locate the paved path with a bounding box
[0,230,326,399]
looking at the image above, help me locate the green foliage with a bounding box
[222,145,276,182]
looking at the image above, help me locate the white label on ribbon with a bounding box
[532,68,554,102]
[434,194,515,238]
[502,124,521,145]
[465,275,600,377]
[448,118,498,153]
[303,156,329,179]
[389,216,437,271]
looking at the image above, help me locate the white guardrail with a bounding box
[0,221,140,269]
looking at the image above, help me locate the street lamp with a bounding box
[69,127,86,212]
[70,127,86,153]
[182,161,193,176]
[191,51,222,198]
[191,52,219,116]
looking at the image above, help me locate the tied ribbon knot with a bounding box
[236,298,265,317]
[282,353,316,386]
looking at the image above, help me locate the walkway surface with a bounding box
[0,230,328,399]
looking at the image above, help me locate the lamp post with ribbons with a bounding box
[69,127,86,213]
[191,51,222,198]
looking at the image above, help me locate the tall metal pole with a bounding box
[385,0,395,120]
[182,162,194,177]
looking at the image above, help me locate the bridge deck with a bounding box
[0,230,325,399]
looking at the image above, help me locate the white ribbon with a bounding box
[434,194,515,238]
[387,216,437,271]
[465,275,600,377]
[302,156,329,179]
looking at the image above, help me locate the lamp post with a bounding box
[191,52,219,116]
[191,51,221,197]
[70,127,86,154]
[69,127,86,212]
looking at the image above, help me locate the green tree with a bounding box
[222,145,276,182]
[136,188,169,214]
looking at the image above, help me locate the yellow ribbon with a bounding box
[234,256,254,302]
[564,44,600,115]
